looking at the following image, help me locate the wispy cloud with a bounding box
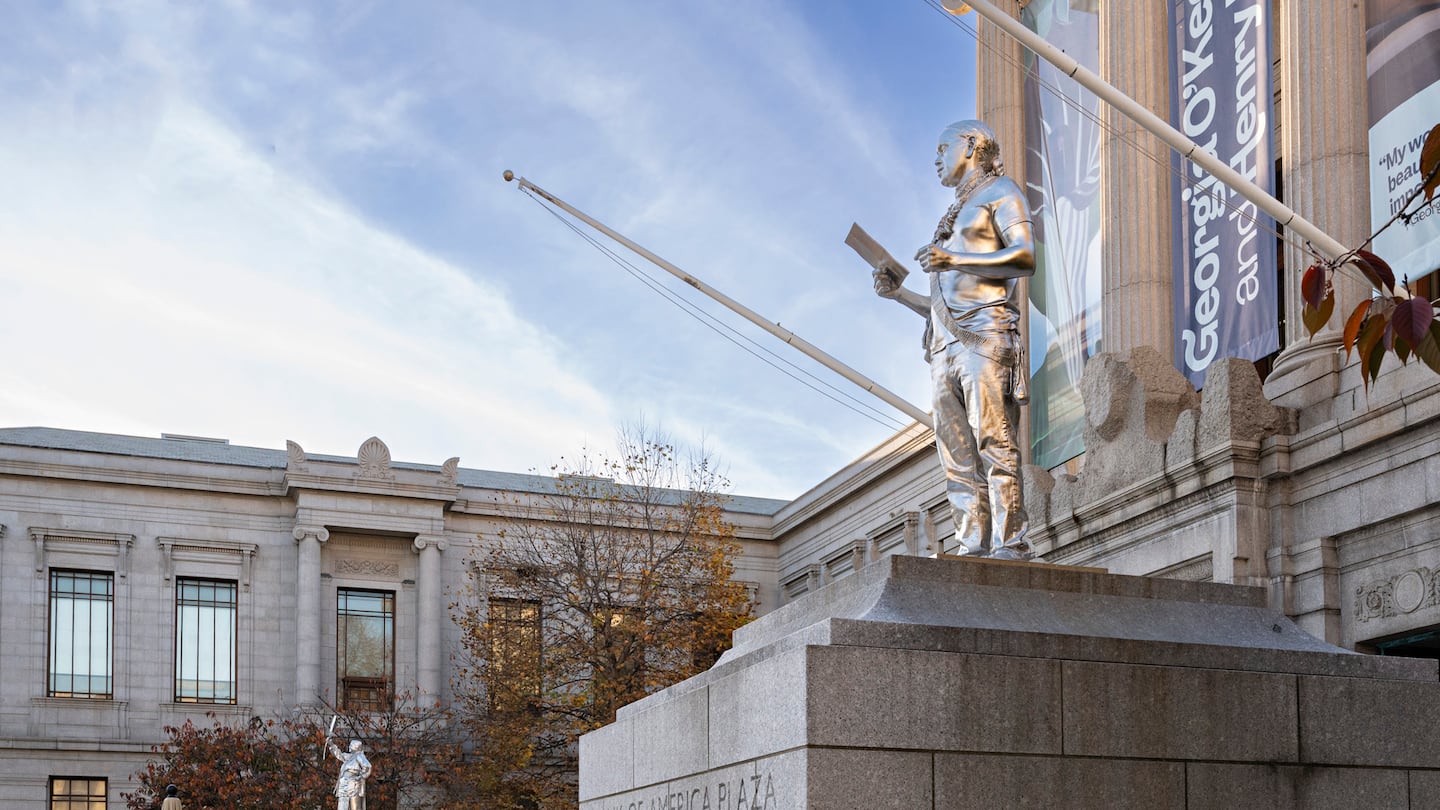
[0,1,977,497]
[0,101,613,468]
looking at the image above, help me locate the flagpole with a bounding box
[953,0,1362,275]
[503,172,934,428]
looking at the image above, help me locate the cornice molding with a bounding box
[31,527,136,576]
[0,458,287,497]
[157,537,259,588]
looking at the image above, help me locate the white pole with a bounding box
[955,0,1353,266]
[504,172,934,428]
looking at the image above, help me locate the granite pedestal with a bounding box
[579,555,1440,809]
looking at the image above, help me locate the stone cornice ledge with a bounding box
[1277,370,1440,473]
[770,424,936,533]
[0,458,287,496]
[1034,445,1260,560]
[283,469,459,502]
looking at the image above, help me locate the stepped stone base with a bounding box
[579,555,1440,809]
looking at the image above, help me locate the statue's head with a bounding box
[936,120,1003,187]
[349,739,363,752]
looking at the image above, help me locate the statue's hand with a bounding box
[872,267,902,299]
[916,245,959,273]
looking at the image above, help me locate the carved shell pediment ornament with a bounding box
[286,440,308,470]
[356,436,394,480]
[440,456,460,486]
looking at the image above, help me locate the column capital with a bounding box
[293,525,330,544]
[413,535,447,553]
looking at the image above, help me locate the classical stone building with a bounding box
[0,428,784,807]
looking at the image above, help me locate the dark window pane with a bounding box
[487,597,542,708]
[338,588,394,711]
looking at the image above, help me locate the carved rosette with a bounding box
[356,436,394,480]
[1355,567,1440,622]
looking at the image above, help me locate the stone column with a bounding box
[1267,0,1370,396]
[974,0,1032,463]
[293,525,329,704]
[413,535,446,698]
[975,0,1026,171]
[1100,2,1174,361]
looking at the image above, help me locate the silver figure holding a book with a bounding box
[871,120,1035,560]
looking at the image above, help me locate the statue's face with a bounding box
[349,740,362,752]
[935,131,975,188]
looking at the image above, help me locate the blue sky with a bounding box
[0,1,979,499]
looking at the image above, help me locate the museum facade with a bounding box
[4,1,1440,807]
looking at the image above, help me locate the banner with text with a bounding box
[1366,0,1440,283]
[1170,0,1279,387]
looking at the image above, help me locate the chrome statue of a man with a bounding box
[328,738,373,810]
[873,120,1035,560]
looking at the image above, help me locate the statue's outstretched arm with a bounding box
[873,269,930,318]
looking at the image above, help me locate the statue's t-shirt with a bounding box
[929,175,1031,352]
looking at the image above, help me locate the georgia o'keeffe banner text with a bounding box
[1170,0,1279,387]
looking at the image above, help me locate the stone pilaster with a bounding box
[1268,0,1370,396]
[1100,2,1174,360]
[413,535,447,698]
[293,525,329,704]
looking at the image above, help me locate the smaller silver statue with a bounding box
[328,738,373,810]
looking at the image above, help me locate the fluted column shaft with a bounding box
[976,0,1026,184]
[1272,0,1370,380]
[975,0,1032,463]
[1100,2,1174,360]
[293,525,329,704]
[413,535,446,698]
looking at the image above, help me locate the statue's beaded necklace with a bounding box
[932,164,1002,245]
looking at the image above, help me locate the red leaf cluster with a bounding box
[1422,126,1440,204]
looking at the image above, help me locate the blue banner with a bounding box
[1170,0,1279,387]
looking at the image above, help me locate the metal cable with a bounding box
[521,188,925,435]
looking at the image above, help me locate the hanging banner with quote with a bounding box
[1365,1,1440,283]
[1169,0,1279,387]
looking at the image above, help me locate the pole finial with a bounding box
[503,170,515,182]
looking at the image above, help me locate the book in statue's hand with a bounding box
[845,223,909,284]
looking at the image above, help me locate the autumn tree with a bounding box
[124,714,330,810]
[450,425,753,810]
[125,692,460,810]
